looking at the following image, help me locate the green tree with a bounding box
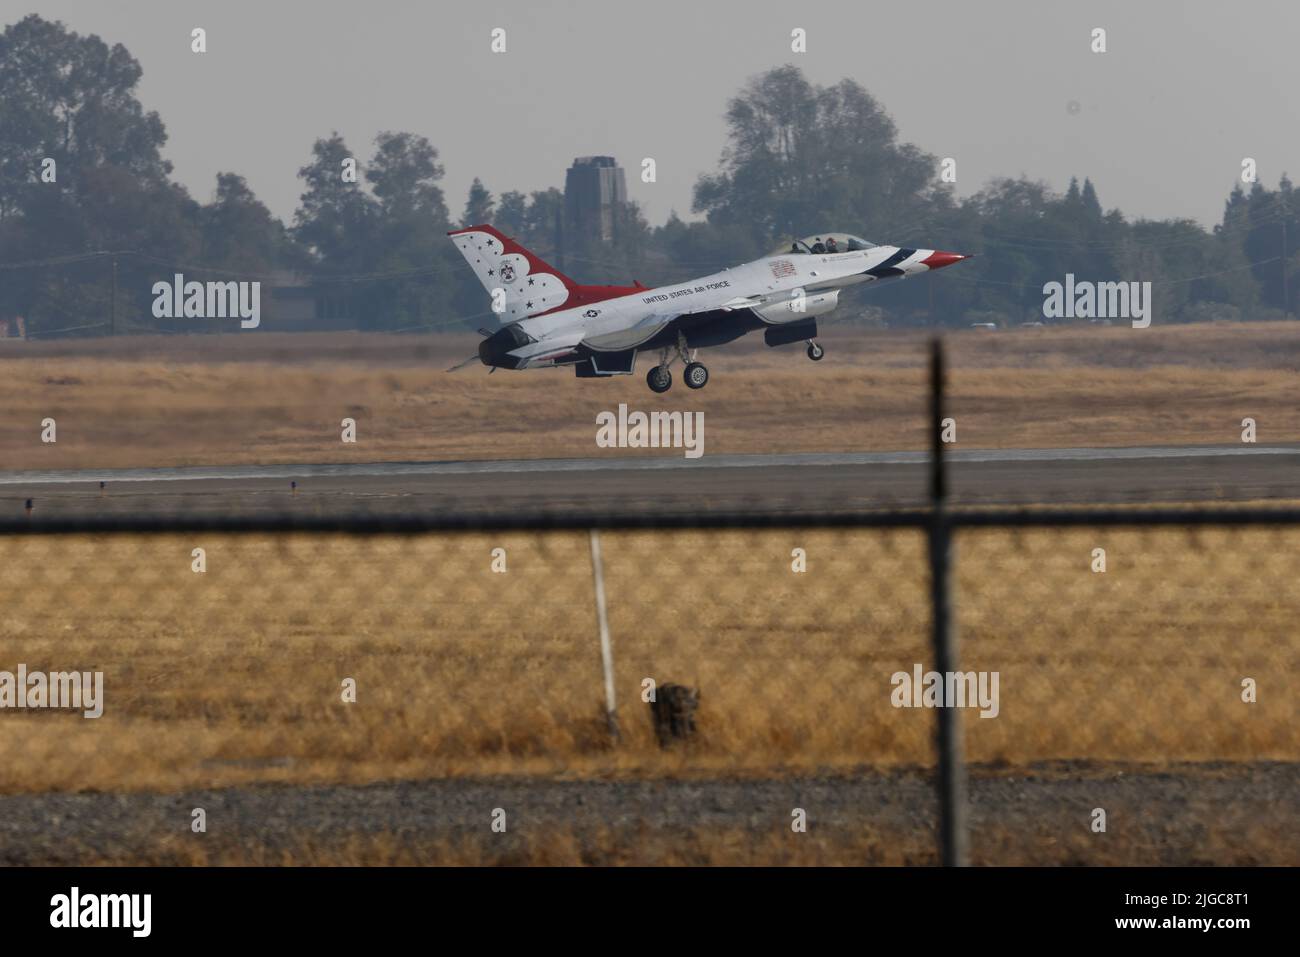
[693,65,949,252]
[363,132,457,329]
[0,14,200,333]
[461,177,494,227]
[293,132,377,269]
[1239,176,1298,316]
[201,172,294,276]
[494,190,528,236]
[367,131,448,223]
[1080,178,1103,221]
[0,14,172,221]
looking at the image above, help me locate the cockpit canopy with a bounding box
[777,233,876,255]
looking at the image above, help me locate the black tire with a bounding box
[647,365,672,393]
[683,361,709,390]
[807,342,825,361]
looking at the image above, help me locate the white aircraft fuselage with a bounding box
[450,225,969,391]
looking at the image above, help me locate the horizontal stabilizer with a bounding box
[505,329,587,366]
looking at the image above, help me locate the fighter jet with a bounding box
[449,225,970,392]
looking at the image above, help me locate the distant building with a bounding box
[564,156,627,243]
[262,271,361,332]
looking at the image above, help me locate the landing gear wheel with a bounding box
[807,341,825,361]
[647,365,672,393]
[684,361,709,390]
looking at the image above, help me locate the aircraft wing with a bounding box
[583,311,679,352]
[583,299,769,352]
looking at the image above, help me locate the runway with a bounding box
[4,444,1298,517]
[3,763,1293,866]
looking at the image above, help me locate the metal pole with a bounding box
[929,336,968,866]
[1282,195,1290,318]
[110,255,118,336]
[589,529,619,740]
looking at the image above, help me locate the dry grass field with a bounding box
[1,321,1298,470]
[1,527,1294,797]
[2,322,1298,864]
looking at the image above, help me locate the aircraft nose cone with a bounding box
[921,251,970,270]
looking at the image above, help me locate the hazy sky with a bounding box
[5,0,1297,234]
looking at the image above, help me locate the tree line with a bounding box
[1,15,1294,336]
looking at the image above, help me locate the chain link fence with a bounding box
[1,349,1297,866]
[3,517,1295,866]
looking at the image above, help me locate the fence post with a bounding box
[929,336,968,866]
[589,529,619,741]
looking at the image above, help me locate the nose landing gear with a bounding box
[806,340,825,361]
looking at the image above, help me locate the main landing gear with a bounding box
[647,364,672,393]
[683,362,709,389]
[806,340,825,361]
[646,331,709,392]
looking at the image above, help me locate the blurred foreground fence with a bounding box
[0,342,1297,866]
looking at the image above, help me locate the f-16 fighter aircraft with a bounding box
[449,225,970,392]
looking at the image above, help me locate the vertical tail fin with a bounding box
[448,224,646,322]
[448,224,579,323]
